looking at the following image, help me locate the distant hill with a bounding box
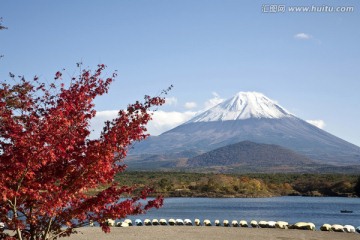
[184,141,320,173]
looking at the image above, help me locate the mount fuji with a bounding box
[128,92,360,171]
[189,92,292,122]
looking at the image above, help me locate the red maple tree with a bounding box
[0,64,165,239]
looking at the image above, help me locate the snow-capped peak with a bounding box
[188,92,293,122]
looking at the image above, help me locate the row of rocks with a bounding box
[103,218,359,233]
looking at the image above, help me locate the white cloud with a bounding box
[89,109,197,138]
[89,92,225,138]
[147,92,225,135]
[165,97,178,106]
[146,110,197,135]
[184,102,197,109]
[89,110,118,139]
[306,119,325,129]
[294,33,312,40]
[204,92,224,110]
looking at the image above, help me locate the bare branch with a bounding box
[0,17,7,30]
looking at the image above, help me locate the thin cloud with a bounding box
[89,110,118,139]
[165,97,178,106]
[89,109,197,138]
[146,110,197,135]
[184,102,197,109]
[294,33,312,40]
[204,92,224,110]
[306,119,325,129]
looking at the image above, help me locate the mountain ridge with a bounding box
[185,141,321,173]
[128,91,360,171]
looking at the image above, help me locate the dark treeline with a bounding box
[114,172,360,198]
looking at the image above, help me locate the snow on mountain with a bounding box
[189,92,293,123]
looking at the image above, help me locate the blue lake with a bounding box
[128,197,360,228]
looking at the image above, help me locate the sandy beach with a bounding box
[66,227,360,240]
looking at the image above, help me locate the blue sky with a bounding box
[1,1,359,146]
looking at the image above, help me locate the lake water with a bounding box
[128,197,360,228]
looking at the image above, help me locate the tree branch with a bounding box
[43,217,53,240]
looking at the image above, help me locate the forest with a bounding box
[114,172,360,198]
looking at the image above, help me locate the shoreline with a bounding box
[67,226,360,240]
